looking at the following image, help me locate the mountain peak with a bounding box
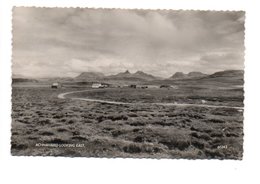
[170,72,186,79]
[170,71,206,80]
[75,72,104,80]
[124,70,130,74]
[107,70,159,81]
[187,71,207,77]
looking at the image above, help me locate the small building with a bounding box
[92,83,103,88]
[92,83,109,88]
[201,100,207,104]
[51,82,61,89]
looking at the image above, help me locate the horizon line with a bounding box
[12,69,244,79]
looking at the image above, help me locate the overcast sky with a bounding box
[12,8,245,78]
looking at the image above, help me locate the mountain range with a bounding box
[73,69,243,85]
[74,70,209,81]
[105,70,161,81]
[73,70,161,82]
[13,70,244,85]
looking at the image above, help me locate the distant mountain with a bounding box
[106,70,160,81]
[75,72,105,81]
[169,72,187,79]
[74,70,243,85]
[169,71,207,80]
[187,72,207,78]
[132,71,160,80]
[208,70,244,78]
[108,70,132,79]
[194,70,244,86]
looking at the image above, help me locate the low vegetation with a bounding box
[11,84,243,159]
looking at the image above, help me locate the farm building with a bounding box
[92,83,102,88]
[92,83,109,88]
[51,82,61,88]
[201,100,207,104]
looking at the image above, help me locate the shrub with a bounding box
[111,130,123,137]
[133,136,144,143]
[123,144,142,153]
[191,140,205,149]
[38,119,52,126]
[159,139,190,151]
[39,131,54,136]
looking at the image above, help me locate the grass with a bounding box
[67,87,244,107]
[11,85,243,159]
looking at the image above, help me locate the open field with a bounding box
[67,87,244,107]
[11,84,243,159]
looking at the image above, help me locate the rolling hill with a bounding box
[75,72,105,81]
[207,70,244,78]
[169,71,207,80]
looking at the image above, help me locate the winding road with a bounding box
[58,89,244,110]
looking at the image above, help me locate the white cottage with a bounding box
[51,82,60,88]
[92,83,103,88]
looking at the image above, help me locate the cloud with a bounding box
[12,8,245,78]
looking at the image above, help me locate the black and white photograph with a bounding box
[11,7,245,159]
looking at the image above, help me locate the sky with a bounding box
[12,8,245,78]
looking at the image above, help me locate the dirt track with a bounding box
[58,89,244,110]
